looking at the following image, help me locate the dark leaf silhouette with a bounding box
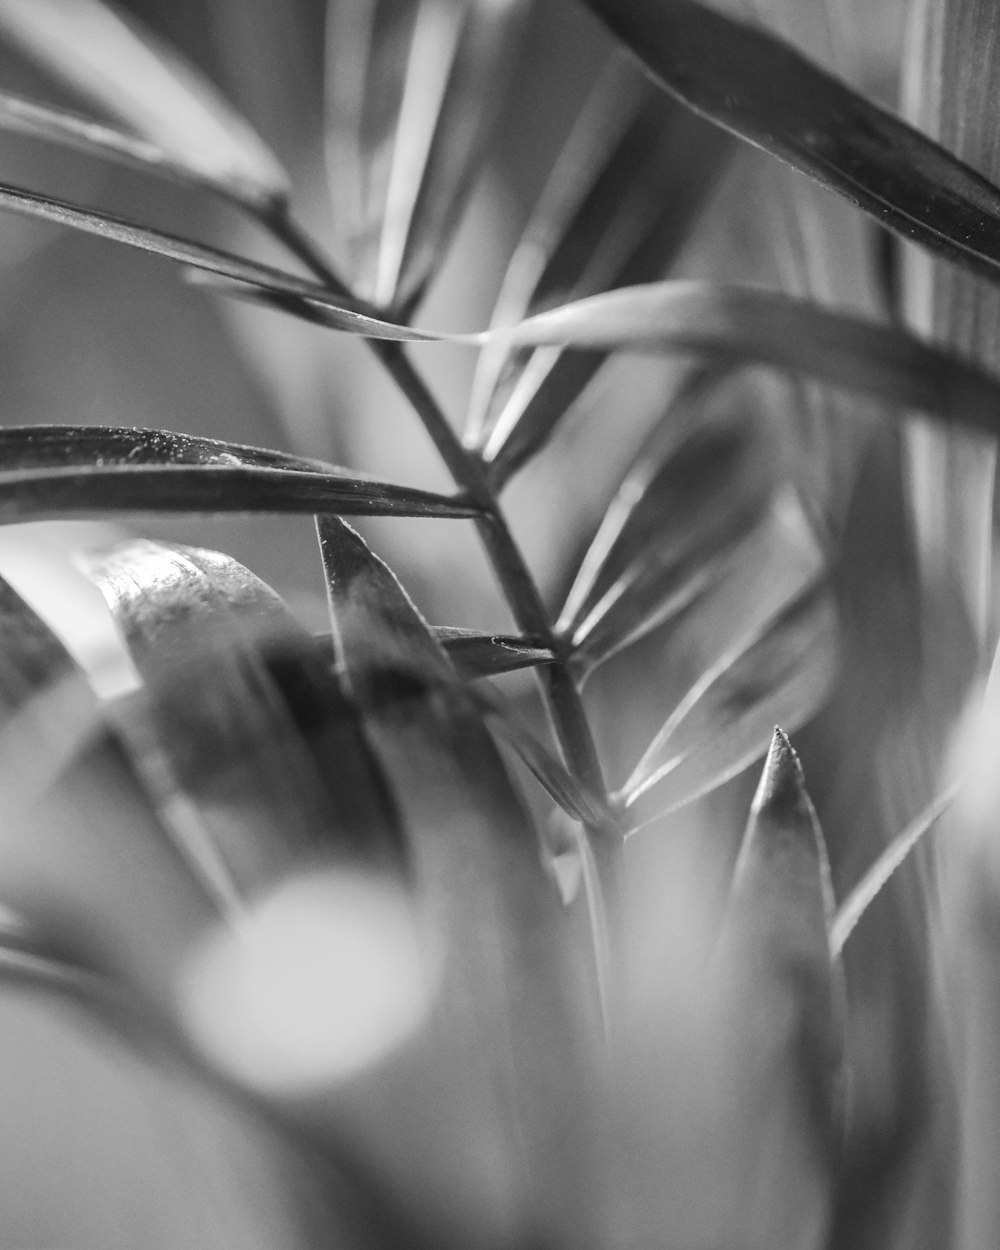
[0,426,478,520]
[580,0,1000,290]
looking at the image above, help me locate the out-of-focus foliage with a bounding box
[0,2,995,1249]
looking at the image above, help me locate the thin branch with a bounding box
[258,204,618,838]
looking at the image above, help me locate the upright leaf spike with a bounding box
[711,727,845,1250]
[731,727,837,935]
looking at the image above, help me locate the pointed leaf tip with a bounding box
[734,724,836,933]
[751,725,807,819]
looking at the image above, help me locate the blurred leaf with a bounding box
[711,727,843,1248]
[433,627,555,679]
[575,491,810,680]
[557,375,775,673]
[903,0,1000,651]
[0,441,479,522]
[0,0,289,210]
[0,89,208,187]
[0,570,100,801]
[325,0,528,314]
[467,57,732,481]
[487,280,1000,439]
[215,274,1000,444]
[622,580,837,830]
[315,513,599,1247]
[469,682,605,828]
[723,0,880,538]
[832,780,961,957]
[0,904,103,996]
[88,539,403,907]
[579,0,1000,289]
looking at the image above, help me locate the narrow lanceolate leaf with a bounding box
[88,540,403,905]
[326,0,528,314]
[209,275,1000,444]
[573,491,810,680]
[467,59,732,481]
[621,582,838,831]
[903,0,1000,650]
[578,0,1000,290]
[432,628,556,679]
[0,180,400,326]
[489,282,1000,440]
[831,780,962,957]
[0,423,347,474]
[711,728,843,1248]
[557,380,774,674]
[315,515,599,1247]
[0,0,289,209]
[0,463,477,522]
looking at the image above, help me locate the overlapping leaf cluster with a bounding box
[0,1,998,1247]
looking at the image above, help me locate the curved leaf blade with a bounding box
[0,179,407,326]
[491,281,1000,440]
[558,378,776,673]
[0,0,289,208]
[208,274,1000,445]
[468,59,732,479]
[326,0,528,313]
[622,580,838,831]
[579,0,1000,289]
[575,491,804,680]
[88,539,404,905]
[0,462,478,523]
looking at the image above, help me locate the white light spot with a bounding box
[180,871,434,1092]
